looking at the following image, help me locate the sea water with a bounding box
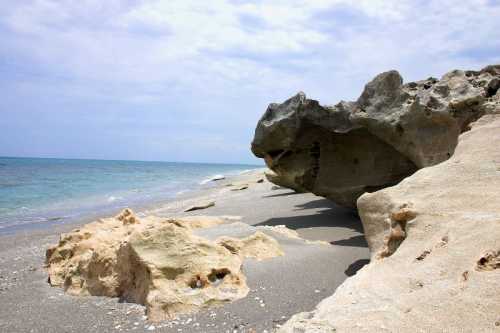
[0,157,260,234]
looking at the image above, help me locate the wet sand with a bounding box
[0,171,369,333]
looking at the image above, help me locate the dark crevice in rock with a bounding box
[310,141,321,180]
[486,78,500,98]
[268,149,285,159]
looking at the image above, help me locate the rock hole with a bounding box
[476,251,500,271]
[438,235,449,247]
[396,124,405,136]
[188,275,208,289]
[416,250,431,261]
[207,268,231,286]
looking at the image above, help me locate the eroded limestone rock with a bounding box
[217,231,284,261]
[45,210,284,321]
[279,114,500,332]
[252,65,500,207]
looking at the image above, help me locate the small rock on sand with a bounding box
[231,185,249,191]
[184,201,215,212]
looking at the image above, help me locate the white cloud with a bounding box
[3,0,499,102]
[0,0,499,161]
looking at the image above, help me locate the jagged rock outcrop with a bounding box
[252,65,500,207]
[45,211,284,321]
[279,114,500,332]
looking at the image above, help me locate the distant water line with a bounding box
[0,157,261,234]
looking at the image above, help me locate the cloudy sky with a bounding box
[1,0,499,164]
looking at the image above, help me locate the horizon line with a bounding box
[0,155,264,167]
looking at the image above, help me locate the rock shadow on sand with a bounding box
[330,235,368,248]
[255,198,363,233]
[344,259,370,277]
[262,190,302,198]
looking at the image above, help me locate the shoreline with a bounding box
[0,167,265,236]
[0,169,369,333]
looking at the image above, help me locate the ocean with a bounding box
[0,157,261,234]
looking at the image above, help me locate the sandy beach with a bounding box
[2,2,498,332]
[0,170,369,333]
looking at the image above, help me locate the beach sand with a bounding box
[0,170,369,333]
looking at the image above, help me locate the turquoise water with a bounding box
[0,157,260,233]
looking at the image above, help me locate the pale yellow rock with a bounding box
[166,215,227,230]
[217,231,284,261]
[118,223,247,321]
[280,115,500,332]
[259,225,330,246]
[45,210,283,321]
[258,225,302,240]
[116,208,140,225]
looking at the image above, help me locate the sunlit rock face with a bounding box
[252,65,500,208]
[279,114,500,333]
[45,211,284,321]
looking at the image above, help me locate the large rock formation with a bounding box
[252,65,500,207]
[45,210,284,321]
[279,114,500,332]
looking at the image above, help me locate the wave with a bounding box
[200,174,225,185]
[107,196,124,203]
[0,182,21,188]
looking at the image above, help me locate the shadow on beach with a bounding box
[330,235,368,247]
[255,198,363,234]
[345,259,370,276]
[261,190,302,198]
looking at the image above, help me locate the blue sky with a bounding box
[0,0,499,164]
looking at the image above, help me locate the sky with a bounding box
[0,0,499,164]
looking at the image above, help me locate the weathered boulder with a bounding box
[279,114,500,332]
[45,210,284,321]
[252,65,500,207]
